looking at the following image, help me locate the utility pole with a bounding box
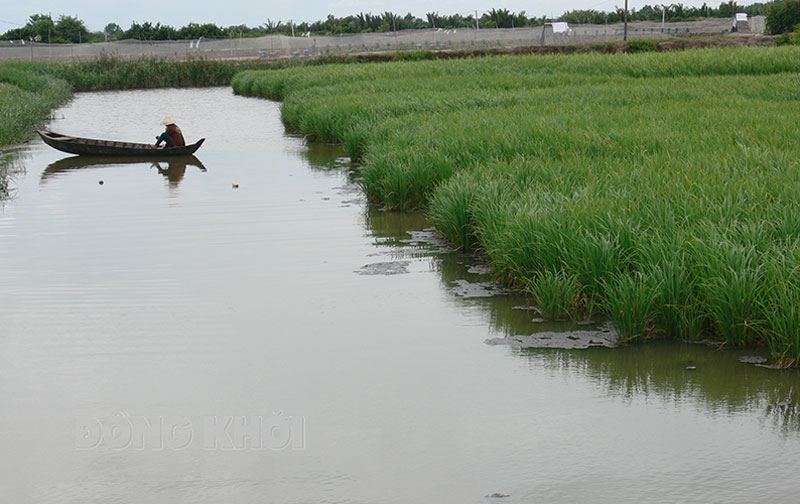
[475,11,479,31]
[392,15,398,49]
[623,0,629,41]
[661,4,666,30]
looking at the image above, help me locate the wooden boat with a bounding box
[36,128,205,156]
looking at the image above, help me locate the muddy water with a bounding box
[1,88,799,503]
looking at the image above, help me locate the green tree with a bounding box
[54,15,89,43]
[426,12,443,28]
[487,8,513,28]
[29,14,56,40]
[0,14,54,41]
[104,23,123,40]
[767,0,800,34]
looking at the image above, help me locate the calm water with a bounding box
[1,88,799,503]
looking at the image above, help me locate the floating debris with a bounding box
[686,365,697,370]
[333,183,362,197]
[355,261,411,276]
[485,329,617,350]
[486,493,510,499]
[399,228,453,252]
[739,355,768,364]
[467,264,493,275]
[598,321,615,333]
[450,279,507,298]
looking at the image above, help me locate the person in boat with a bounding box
[155,117,186,148]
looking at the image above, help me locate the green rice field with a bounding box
[233,46,800,365]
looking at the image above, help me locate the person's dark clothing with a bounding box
[156,132,172,147]
[155,124,186,147]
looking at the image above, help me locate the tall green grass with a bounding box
[15,55,313,92]
[234,46,800,365]
[0,66,71,146]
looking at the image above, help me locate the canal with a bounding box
[1,87,799,503]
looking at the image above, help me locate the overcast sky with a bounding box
[1,1,739,32]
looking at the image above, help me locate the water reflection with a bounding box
[296,140,349,168]
[364,203,572,334]
[0,147,28,203]
[524,343,800,433]
[152,158,206,189]
[40,155,207,189]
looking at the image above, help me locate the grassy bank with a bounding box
[0,67,71,146]
[233,46,800,365]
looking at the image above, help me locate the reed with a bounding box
[26,55,297,92]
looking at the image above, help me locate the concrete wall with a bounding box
[0,16,766,62]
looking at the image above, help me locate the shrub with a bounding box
[392,50,437,61]
[626,38,658,53]
[767,0,800,35]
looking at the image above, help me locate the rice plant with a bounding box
[524,270,581,321]
[222,45,800,360]
[602,272,660,342]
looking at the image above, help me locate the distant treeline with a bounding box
[0,2,784,43]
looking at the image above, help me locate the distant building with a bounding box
[733,13,750,33]
[541,22,572,45]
